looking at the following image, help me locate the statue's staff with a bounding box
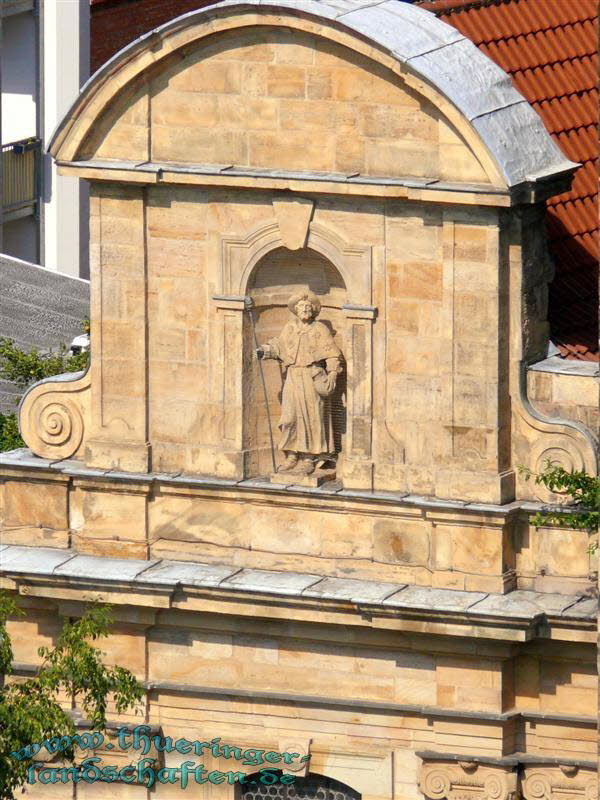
[247,302,277,473]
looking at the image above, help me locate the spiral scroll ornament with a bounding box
[22,394,84,460]
[534,446,581,488]
[528,439,588,502]
[523,772,552,800]
[483,773,507,800]
[584,779,598,800]
[421,769,451,800]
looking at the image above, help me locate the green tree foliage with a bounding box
[521,461,599,547]
[0,337,89,391]
[0,321,89,452]
[0,597,143,799]
[0,414,22,453]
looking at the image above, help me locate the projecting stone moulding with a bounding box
[419,759,518,800]
[419,759,598,800]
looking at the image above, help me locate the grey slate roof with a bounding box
[50,0,577,188]
[0,254,89,413]
[0,545,595,624]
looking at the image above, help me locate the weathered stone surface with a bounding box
[136,560,238,587]
[53,554,157,582]
[527,359,599,439]
[383,586,487,612]
[562,597,597,619]
[2,479,68,532]
[303,577,404,603]
[0,546,74,574]
[222,568,322,596]
[467,591,573,619]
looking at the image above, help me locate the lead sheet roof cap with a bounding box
[52,0,578,188]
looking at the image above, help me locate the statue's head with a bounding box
[288,291,321,321]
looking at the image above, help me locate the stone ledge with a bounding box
[0,545,595,625]
[0,449,540,517]
[6,667,597,728]
[417,749,597,769]
[528,356,599,378]
[57,158,510,198]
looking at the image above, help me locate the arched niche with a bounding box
[246,247,348,477]
[222,217,372,308]
[213,212,376,487]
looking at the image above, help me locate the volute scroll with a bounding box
[19,369,91,461]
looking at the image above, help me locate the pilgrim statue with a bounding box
[256,292,343,475]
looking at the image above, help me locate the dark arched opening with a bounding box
[237,771,361,800]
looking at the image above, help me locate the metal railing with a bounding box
[2,137,41,212]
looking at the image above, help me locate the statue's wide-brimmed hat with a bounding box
[288,292,321,316]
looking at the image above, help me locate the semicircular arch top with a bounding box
[50,0,576,190]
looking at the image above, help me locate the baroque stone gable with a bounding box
[1,5,597,797]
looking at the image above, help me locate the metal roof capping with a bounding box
[51,0,578,189]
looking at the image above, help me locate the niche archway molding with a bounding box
[213,215,377,488]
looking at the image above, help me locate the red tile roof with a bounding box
[418,0,599,361]
[90,0,217,74]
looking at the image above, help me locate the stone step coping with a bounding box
[416,749,596,770]
[528,355,599,377]
[0,449,544,516]
[0,545,595,623]
[66,158,506,196]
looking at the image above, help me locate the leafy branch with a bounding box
[0,598,143,799]
[0,337,88,391]
[520,461,599,551]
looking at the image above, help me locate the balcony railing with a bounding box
[2,137,41,219]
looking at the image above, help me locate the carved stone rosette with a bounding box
[419,760,517,800]
[19,370,91,461]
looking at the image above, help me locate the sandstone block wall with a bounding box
[4,596,596,790]
[82,27,489,185]
[86,180,514,502]
[1,466,596,597]
[528,367,599,435]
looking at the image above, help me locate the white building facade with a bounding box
[0,0,90,277]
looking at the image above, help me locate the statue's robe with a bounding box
[264,318,342,456]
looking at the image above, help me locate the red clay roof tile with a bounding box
[418,0,599,360]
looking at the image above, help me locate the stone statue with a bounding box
[256,291,343,475]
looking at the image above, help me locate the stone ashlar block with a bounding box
[2,479,68,533]
[266,65,306,98]
[389,262,443,302]
[72,488,148,543]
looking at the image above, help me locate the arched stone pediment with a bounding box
[50,0,575,191]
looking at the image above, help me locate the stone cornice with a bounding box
[0,448,545,520]
[0,546,595,645]
[55,159,513,207]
